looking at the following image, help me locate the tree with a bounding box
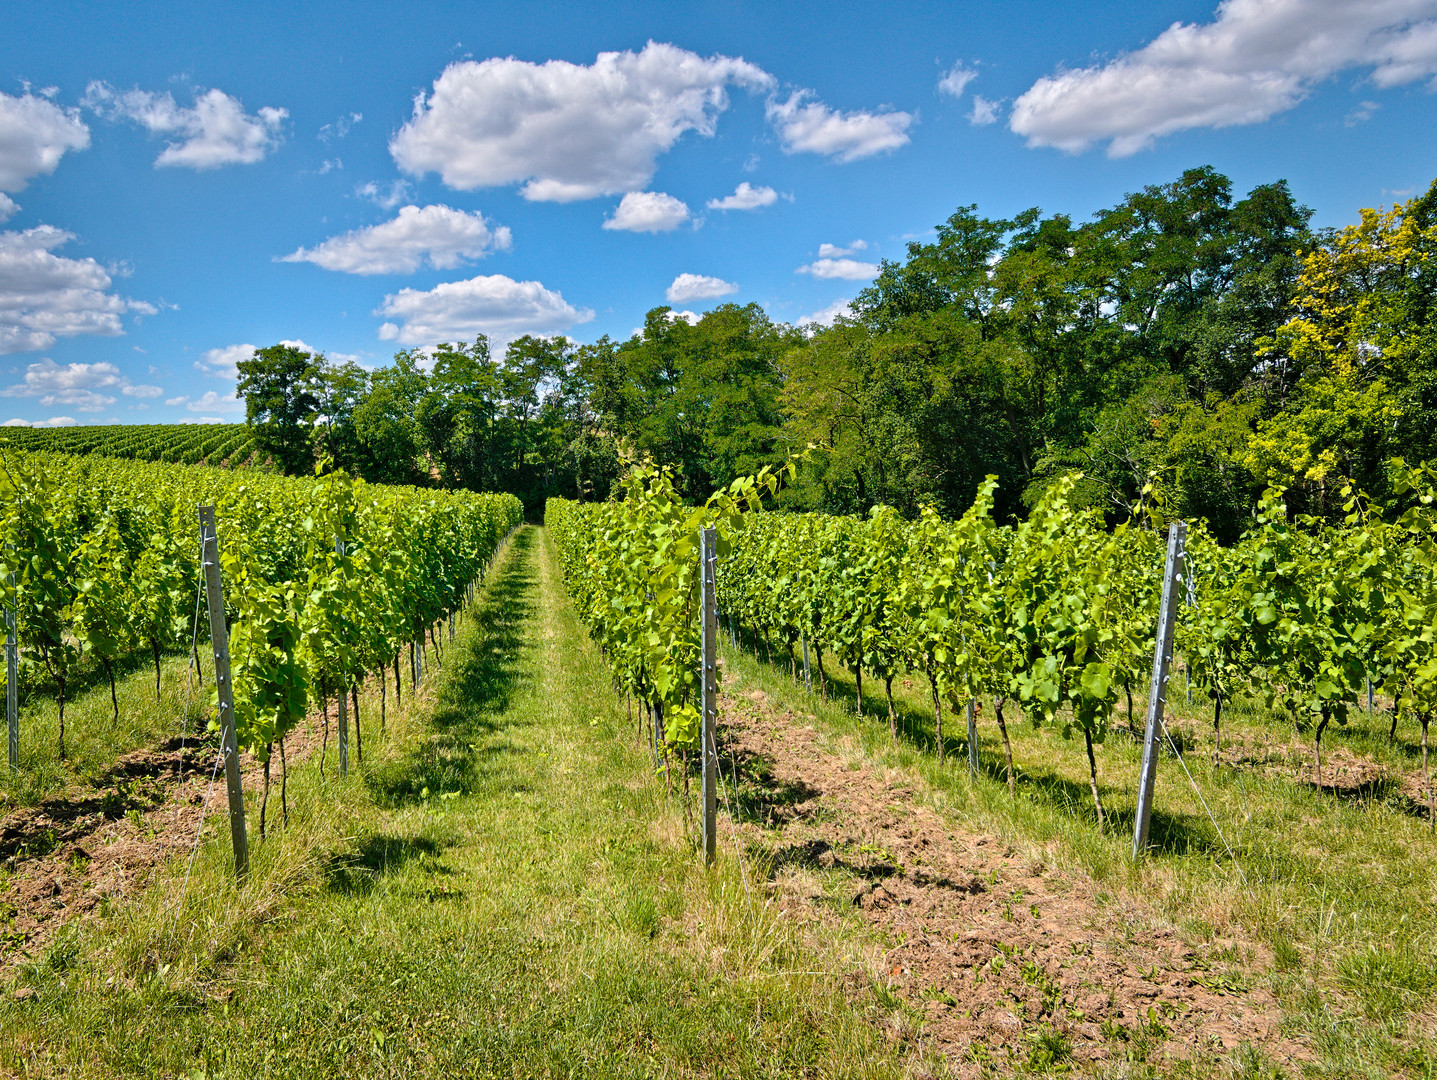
[237,344,323,474]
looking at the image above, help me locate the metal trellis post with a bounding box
[700,527,718,866]
[1133,520,1187,860]
[198,506,249,878]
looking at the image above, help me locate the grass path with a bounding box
[1,527,905,1079]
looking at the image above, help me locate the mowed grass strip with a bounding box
[1,527,909,1080]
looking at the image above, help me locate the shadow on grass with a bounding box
[728,630,1237,859]
[713,742,821,825]
[325,833,448,895]
[365,527,539,810]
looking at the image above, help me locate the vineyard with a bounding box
[1,451,520,810]
[1,453,1435,1077]
[549,464,1435,834]
[0,424,261,468]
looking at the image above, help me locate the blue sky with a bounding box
[2,0,1435,425]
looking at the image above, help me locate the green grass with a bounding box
[720,633,1437,1078]
[0,528,913,1079]
[0,644,214,809]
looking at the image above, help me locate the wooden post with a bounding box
[700,527,718,866]
[966,699,978,780]
[335,538,348,778]
[1133,521,1187,860]
[198,506,248,878]
[6,570,17,773]
[801,634,812,692]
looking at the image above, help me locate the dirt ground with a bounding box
[0,705,338,971]
[717,685,1314,1077]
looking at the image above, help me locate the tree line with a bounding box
[237,166,1436,536]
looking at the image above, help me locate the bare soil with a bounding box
[0,702,340,971]
[718,685,1314,1076]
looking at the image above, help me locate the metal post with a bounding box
[801,635,812,692]
[198,506,248,878]
[1367,677,1374,716]
[700,527,718,866]
[335,538,348,778]
[6,570,17,773]
[1133,521,1187,860]
[966,699,978,780]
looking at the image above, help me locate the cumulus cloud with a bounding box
[165,389,242,413]
[602,191,691,232]
[0,195,16,222]
[0,358,162,412]
[797,298,854,328]
[1011,0,1437,156]
[666,273,737,303]
[969,96,1001,125]
[706,181,779,211]
[84,82,287,168]
[2,415,76,427]
[796,253,879,280]
[0,226,154,353]
[938,64,979,98]
[391,41,773,201]
[280,204,512,274]
[0,91,90,192]
[375,274,594,346]
[818,240,868,258]
[766,91,913,161]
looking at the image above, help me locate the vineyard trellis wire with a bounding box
[549,459,1437,848]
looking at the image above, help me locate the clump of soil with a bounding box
[717,685,1312,1075]
[0,709,329,971]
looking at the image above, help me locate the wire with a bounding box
[167,745,224,943]
[1158,710,1250,887]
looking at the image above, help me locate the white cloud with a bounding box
[796,257,879,281]
[668,309,701,325]
[165,389,242,414]
[319,112,361,143]
[969,96,1001,126]
[196,338,360,379]
[1010,0,1437,157]
[938,64,979,98]
[84,82,287,168]
[0,358,162,412]
[195,342,255,379]
[375,273,594,346]
[602,191,691,233]
[0,91,90,192]
[0,226,152,353]
[818,240,868,259]
[797,298,854,328]
[2,415,76,427]
[1346,99,1382,125]
[766,91,913,162]
[0,195,15,222]
[280,204,512,274]
[666,273,737,303]
[391,41,773,201]
[357,180,411,209]
[706,182,779,211]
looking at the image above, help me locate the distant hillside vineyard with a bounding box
[0,424,263,468]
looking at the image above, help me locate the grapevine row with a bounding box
[1,451,522,793]
[548,464,1435,830]
[1,424,259,468]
